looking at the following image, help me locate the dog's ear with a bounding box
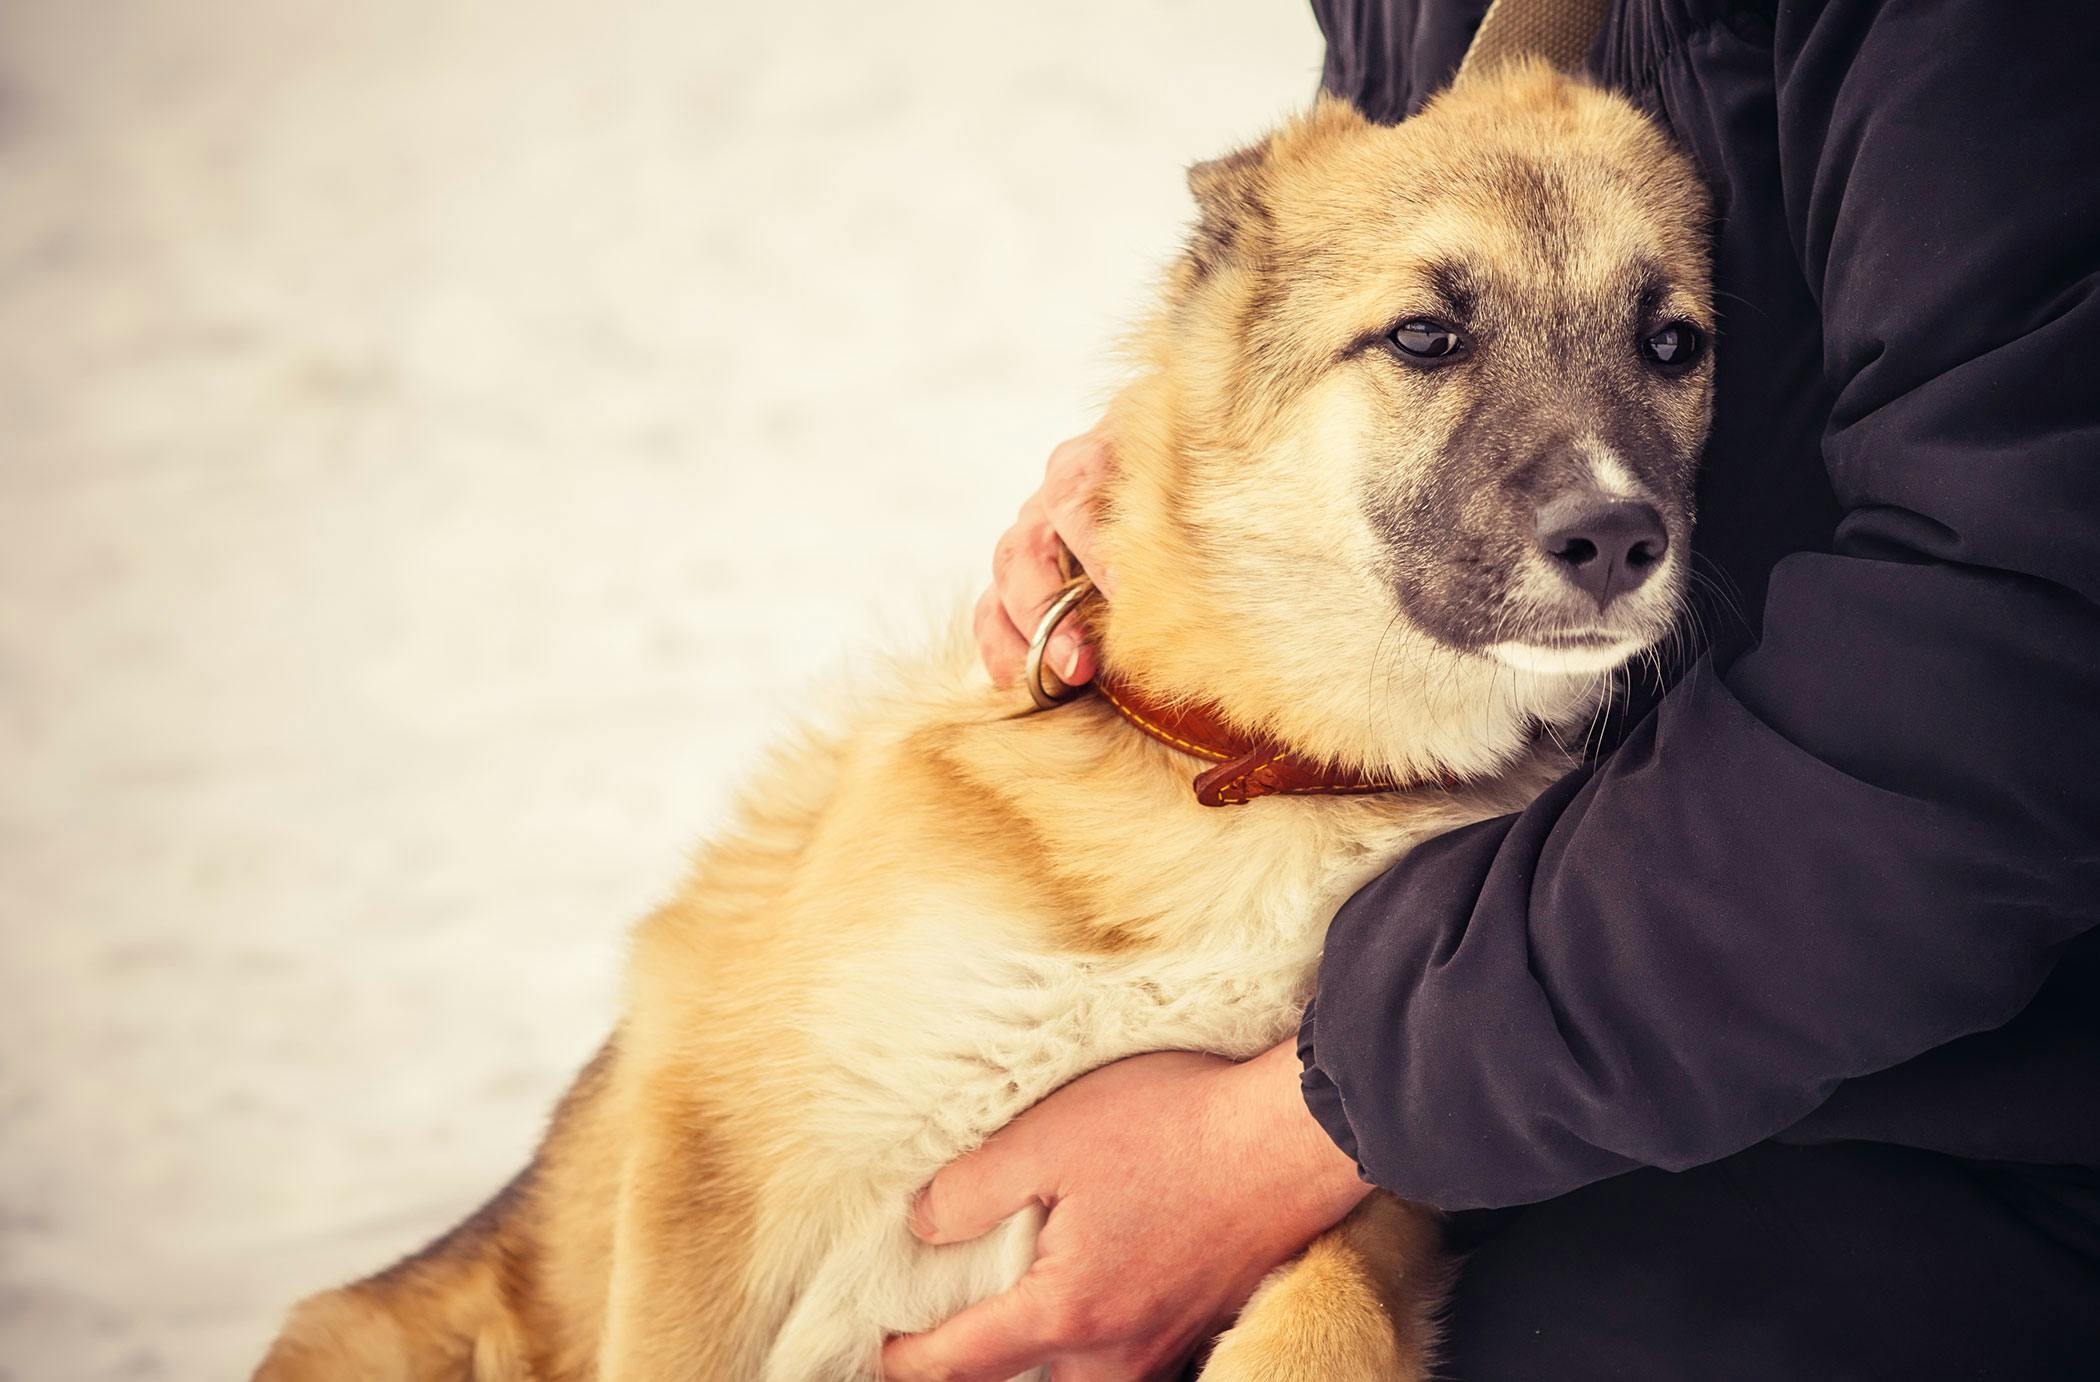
[1184,99,1365,279]
[1185,140,1270,278]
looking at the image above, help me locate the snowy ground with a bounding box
[0,3,1322,1376]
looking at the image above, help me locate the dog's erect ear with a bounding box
[1183,99,1366,278]
[1185,140,1270,277]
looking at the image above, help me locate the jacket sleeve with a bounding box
[1299,0,2100,1210]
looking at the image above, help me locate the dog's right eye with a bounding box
[1390,318,1465,361]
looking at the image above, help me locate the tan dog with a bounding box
[257,60,1713,1382]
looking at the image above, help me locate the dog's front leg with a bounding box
[1200,1193,1447,1382]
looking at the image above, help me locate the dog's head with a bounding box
[1097,63,1715,782]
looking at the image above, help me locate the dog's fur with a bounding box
[257,62,1713,1382]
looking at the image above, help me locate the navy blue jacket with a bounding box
[1298,0,2100,1211]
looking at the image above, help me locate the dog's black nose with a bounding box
[1535,494,1669,607]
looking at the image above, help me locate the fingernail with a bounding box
[1095,565,1118,598]
[908,1191,938,1241]
[1049,633,1082,681]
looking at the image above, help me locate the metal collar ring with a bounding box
[1023,577,1096,712]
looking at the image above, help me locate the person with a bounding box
[883,2,2100,1378]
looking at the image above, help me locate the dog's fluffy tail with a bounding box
[253,1171,536,1382]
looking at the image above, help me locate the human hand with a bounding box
[881,1042,1371,1382]
[976,427,1116,690]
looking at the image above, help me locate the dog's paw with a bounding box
[1198,1210,1440,1382]
[1199,1306,1418,1382]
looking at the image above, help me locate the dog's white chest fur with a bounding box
[756,798,1438,1382]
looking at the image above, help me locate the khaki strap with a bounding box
[1456,0,1612,80]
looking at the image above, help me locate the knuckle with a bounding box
[998,523,1055,578]
[1073,453,1108,491]
[994,548,1038,594]
[1097,1291,1158,1345]
[1036,1299,1081,1346]
[1042,1292,1107,1347]
[1054,431,1110,478]
[1045,436,1083,476]
[1020,529,1059,568]
[992,530,1020,574]
[1042,463,1082,507]
[1044,459,1107,516]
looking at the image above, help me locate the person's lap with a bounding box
[1439,1139,2100,1381]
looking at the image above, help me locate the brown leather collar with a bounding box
[1093,674,1441,807]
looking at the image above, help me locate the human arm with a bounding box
[1299,0,2100,1209]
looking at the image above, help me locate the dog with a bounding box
[256,59,1713,1382]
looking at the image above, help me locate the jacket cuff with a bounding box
[1297,997,1366,1171]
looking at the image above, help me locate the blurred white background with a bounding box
[0,2,1321,1376]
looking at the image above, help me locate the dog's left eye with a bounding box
[1390,318,1465,360]
[1640,321,1705,370]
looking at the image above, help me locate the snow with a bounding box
[0,2,1321,1376]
